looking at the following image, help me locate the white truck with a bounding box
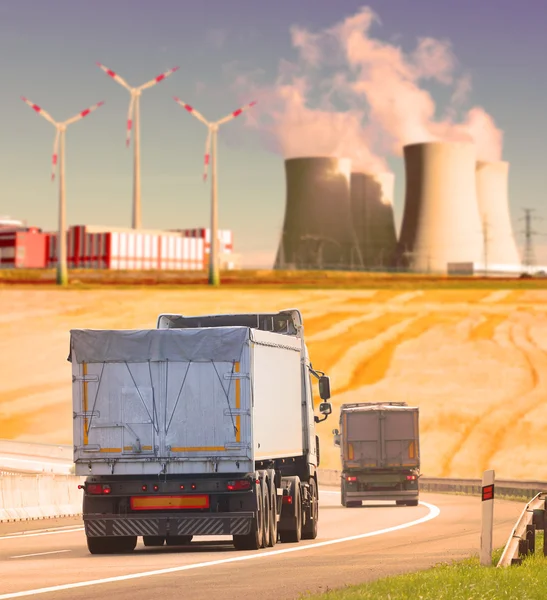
[70,309,333,554]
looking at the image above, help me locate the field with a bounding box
[1,277,547,480]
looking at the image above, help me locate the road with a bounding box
[0,490,522,600]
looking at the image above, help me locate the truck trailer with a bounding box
[70,309,333,554]
[333,402,420,507]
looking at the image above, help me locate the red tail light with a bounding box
[87,484,110,495]
[282,495,293,505]
[226,479,252,491]
[346,476,357,482]
[406,475,417,481]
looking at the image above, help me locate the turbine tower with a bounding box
[173,98,257,286]
[97,63,179,229]
[21,96,104,286]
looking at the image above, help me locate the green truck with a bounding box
[333,402,420,507]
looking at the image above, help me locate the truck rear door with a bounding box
[343,411,381,468]
[382,409,419,468]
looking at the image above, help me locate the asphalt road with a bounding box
[0,490,522,600]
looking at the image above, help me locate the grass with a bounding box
[2,268,547,289]
[304,541,547,599]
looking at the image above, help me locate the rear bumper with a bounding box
[346,490,419,501]
[83,512,253,538]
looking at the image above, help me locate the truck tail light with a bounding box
[406,475,417,481]
[282,495,293,505]
[87,484,110,495]
[346,476,357,482]
[226,479,252,491]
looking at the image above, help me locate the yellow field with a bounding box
[1,286,547,480]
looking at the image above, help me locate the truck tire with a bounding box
[165,535,193,546]
[279,476,302,543]
[406,500,419,507]
[261,478,270,549]
[87,535,137,555]
[302,477,318,540]
[341,480,347,508]
[346,501,361,508]
[143,536,165,547]
[267,479,278,548]
[233,476,264,551]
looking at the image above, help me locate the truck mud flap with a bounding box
[84,513,254,537]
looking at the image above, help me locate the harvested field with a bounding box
[1,284,547,479]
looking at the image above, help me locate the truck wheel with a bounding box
[406,500,419,507]
[341,481,347,508]
[233,478,264,551]
[143,536,165,547]
[261,479,270,549]
[346,501,361,508]
[87,535,137,555]
[267,480,277,547]
[279,477,302,543]
[302,478,318,540]
[165,535,193,546]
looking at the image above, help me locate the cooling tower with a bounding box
[275,157,362,270]
[396,142,483,273]
[475,161,521,269]
[351,172,397,269]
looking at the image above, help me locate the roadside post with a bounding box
[480,469,495,566]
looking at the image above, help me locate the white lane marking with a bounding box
[0,528,84,541]
[10,550,71,559]
[0,502,440,599]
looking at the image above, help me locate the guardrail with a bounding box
[497,493,547,567]
[316,470,547,498]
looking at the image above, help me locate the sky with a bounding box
[1,0,546,267]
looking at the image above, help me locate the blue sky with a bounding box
[1,0,546,266]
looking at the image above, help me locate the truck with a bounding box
[69,309,333,554]
[332,402,420,508]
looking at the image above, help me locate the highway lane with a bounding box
[0,490,521,600]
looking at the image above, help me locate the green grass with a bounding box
[304,540,547,599]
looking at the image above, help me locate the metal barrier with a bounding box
[497,493,547,567]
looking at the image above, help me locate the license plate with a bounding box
[130,495,210,510]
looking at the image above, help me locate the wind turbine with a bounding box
[173,98,257,286]
[21,96,105,286]
[96,63,179,230]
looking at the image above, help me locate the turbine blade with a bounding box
[21,96,56,126]
[126,96,135,148]
[51,128,60,182]
[203,127,212,182]
[139,66,179,91]
[63,101,105,126]
[216,100,257,126]
[173,97,209,126]
[96,62,132,90]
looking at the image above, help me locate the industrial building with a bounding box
[0,223,236,271]
[396,141,485,273]
[350,172,397,270]
[475,161,521,272]
[275,157,362,270]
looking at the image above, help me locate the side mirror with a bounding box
[334,434,341,447]
[332,428,339,436]
[318,376,331,400]
[319,402,332,416]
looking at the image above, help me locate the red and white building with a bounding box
[43,225,236,271]
[0,227,47,268]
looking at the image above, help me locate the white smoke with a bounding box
[232,6,503,168]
